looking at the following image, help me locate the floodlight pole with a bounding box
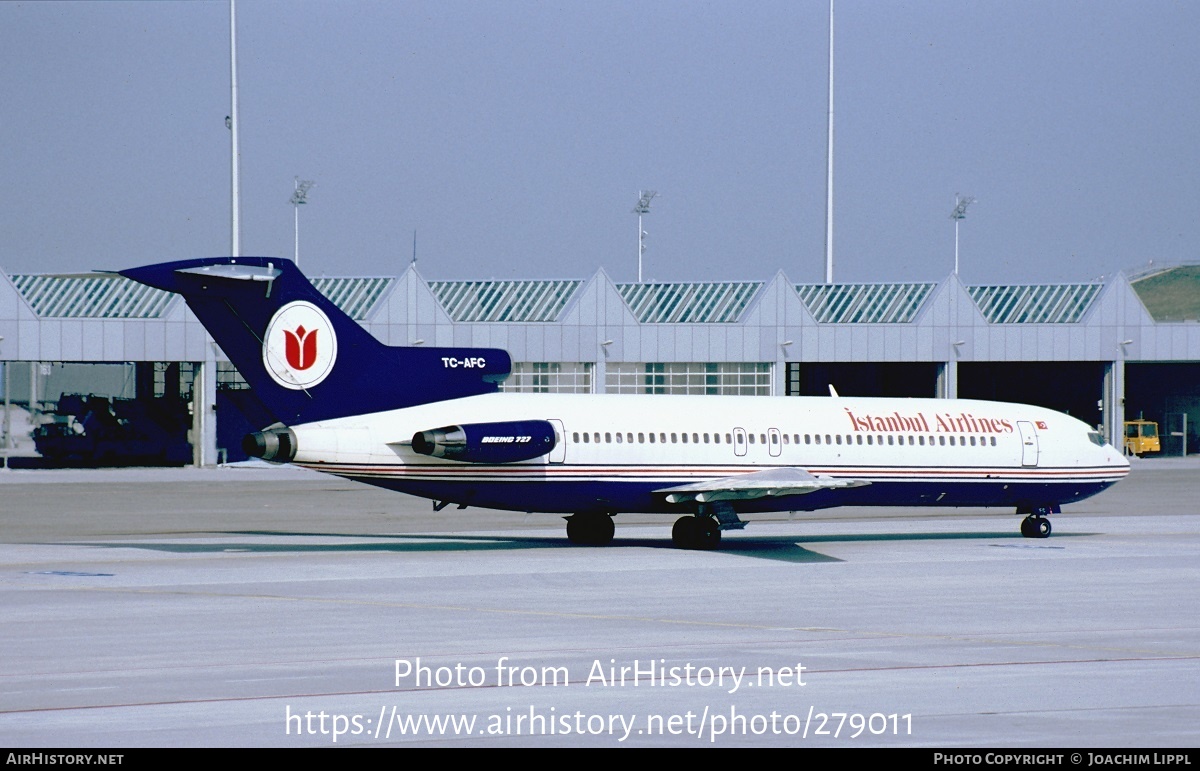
[2,352,9,462]
[824,0,835,284]
[229,0,241,258]
[634,190,657,283]
[290,178,315,267]
[950,193,975,276]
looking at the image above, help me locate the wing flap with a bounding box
[655,467,869,504]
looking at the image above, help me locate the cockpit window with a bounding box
[1087,431,1105,447]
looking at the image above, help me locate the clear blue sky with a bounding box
[1,0,1197,284]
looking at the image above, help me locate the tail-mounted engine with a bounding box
[411,420,556,464]
[242,424,298,462]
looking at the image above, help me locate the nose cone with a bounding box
[1105,446,1131,479]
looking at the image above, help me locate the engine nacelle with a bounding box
[242,425,298,462]
[411,420,556,464]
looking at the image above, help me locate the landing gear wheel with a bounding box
[1020,515,1051,539]
[672,516,721,550]
[694,517,721,550]
[672,517,695,549]
[566,513,615,546]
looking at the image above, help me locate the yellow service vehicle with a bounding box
[1124,420,1161,456]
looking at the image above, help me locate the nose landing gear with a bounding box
[1020,515,1052,538]
[1018,505,1057,538]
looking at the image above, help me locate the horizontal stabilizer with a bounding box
[656,467,869,504]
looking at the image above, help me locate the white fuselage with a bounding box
[285,393,1129,515]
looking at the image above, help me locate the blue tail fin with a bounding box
[120,257,511,425]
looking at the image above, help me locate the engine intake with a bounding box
[411,419,556,464]
[242,425,298,462]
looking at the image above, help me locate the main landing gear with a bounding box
[565,512,615,546]
[671,503,746,550]
[1018,505,1057,538]
[672,515,722,550]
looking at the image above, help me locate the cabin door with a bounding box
[548,419,566,464]
[733,427,748,457]
[1017,420,1039,467]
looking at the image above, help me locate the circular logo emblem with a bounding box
[262,301,338,390]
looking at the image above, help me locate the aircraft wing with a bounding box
[655,467,869,504]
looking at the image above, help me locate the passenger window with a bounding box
[949,436,956,446]
[748,434,755,445]
[638,432,645,443]
[970,436,976,446]
[605,432,612,443]
[572,432,579,442]
[671,433,677,443]
[866,435,873,445]
[681,433,688,444]
[616,433,623,443]
[583,433,590,443]
[805,434,811,444]
[888,435,894,446]
[919,436,925,446]
[659,433,666,443]
[939,436,946,446]
[649,433,655,444]
[857,435,863,445]
[835,435,842,445]
[692,433,699,443]
[990,437,996,446]
[703,433,710,443]
[594,433,600,443]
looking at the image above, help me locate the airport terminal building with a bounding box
[2,262,1199,465]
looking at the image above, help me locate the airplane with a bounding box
[120,256,1130,550]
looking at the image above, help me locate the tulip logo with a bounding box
[284,325,318,370]
[263,301,337,389]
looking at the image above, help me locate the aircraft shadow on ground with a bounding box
[59,529,1089,564]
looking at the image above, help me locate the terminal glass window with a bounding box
[500,362,593,394]
[605,362,772,396]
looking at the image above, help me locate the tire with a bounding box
[672,517,696,549]
[694,517,721,550]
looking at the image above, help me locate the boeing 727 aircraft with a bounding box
[121,257,1130,549]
